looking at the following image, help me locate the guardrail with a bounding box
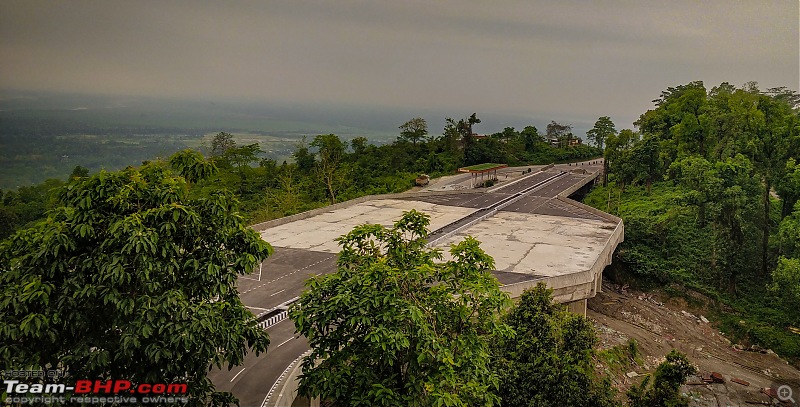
[252,297,300,330]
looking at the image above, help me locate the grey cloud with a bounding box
[0,0,797,130]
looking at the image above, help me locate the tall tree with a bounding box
[290,210,511,407]
[604,129,638,188]
[668,83,709,157]
[270,166,302,216]
[311,134,348,204]
[586,116,616,149]
[211,131,236,157]
[69,165,90,180]
[628,134,661,193]
[350,136,369,155]
[224,144,263,177]
[398,117,429,144]
[635,81,707,166]
[752,92,794,274]
[0,159,272,406]
[464,113,481,138]
[778,159,800,218]
[495,126,518,144]
[442,117,463,156]
[589,117,617,184]
[668,154,760,291]
[668,155,719,227]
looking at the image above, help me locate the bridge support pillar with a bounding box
[565,299,587,316]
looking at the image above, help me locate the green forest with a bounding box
[0,113,600,240]
[582,81,800,361]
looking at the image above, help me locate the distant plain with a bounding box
[0,90,579,189]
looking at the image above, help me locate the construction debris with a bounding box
[588,285,800,406]
[761,387,778,399]
[731,377,750,386]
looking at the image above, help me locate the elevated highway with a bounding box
[208,159,623,406]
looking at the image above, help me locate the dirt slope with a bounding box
[588,282,800,406]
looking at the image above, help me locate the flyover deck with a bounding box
[208,160,622,407]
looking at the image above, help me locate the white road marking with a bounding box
[245,305,271,311]
[275,338,294,349]
[230,367,246,382]
[269,289,286,297]
[242,256,334,294]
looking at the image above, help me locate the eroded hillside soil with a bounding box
[589,282,800,406]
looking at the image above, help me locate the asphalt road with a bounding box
[208,319,309,407]
[208,248,334,407]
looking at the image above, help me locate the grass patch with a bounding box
[597,339,644,377]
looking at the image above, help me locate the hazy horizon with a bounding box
[0,88,606,139]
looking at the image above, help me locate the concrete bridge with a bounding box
[207,160,623,407]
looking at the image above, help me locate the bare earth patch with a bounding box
[589,283,800,406]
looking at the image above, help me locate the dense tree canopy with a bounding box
[0,157,273,406]
[290,210,511,407]
[590,80,800,360]
[546,121,573,145]
[492,284,616,407]
[627,350,696,407]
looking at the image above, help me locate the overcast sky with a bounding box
[1,0,797,129]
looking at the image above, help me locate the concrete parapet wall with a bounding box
[556,196,622,224]
[265,350,312,407]
[558,170,599,197]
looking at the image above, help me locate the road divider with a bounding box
[253,297,300,330]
